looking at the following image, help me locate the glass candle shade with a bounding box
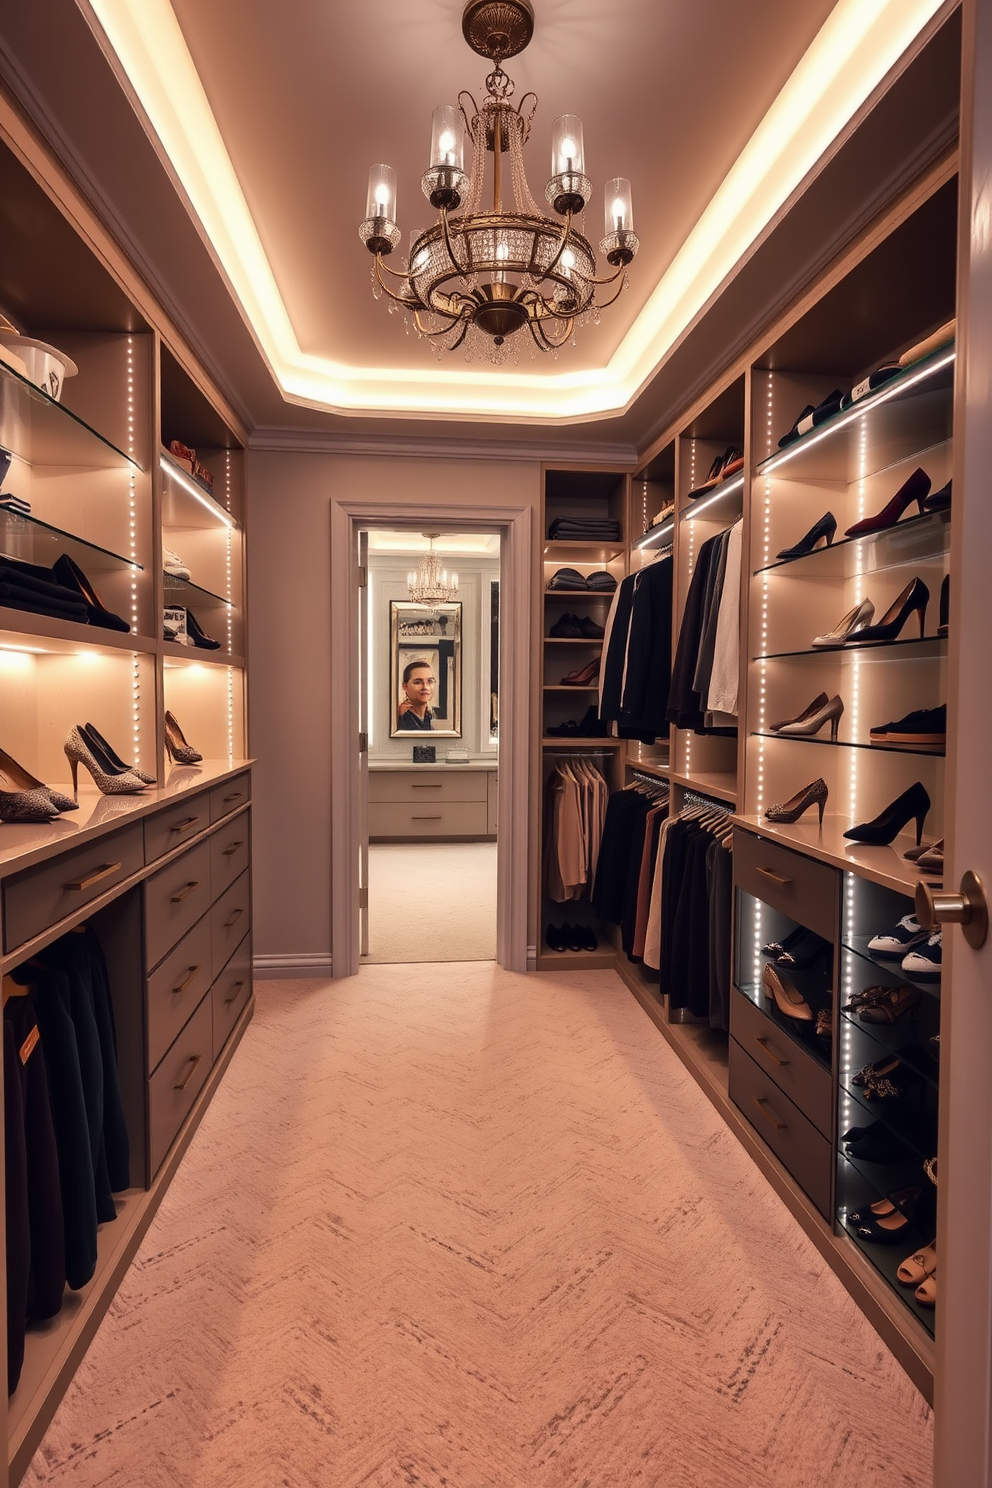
[430,105,464,171]
[604,178,634,236]
[552,115,585,177]
[366,164,397,224]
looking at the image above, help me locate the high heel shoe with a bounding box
[847,578,929,643]
[811,599,874,648]
[560,657,601,685]
[776,512,836,560]
[843,781,930,846]
[772,694,844,742]
[82,722,156,786]
[938,573,949,637]
[761,963,813,1022]
[52,553,130,632]
[64,725,149,799]
[769,693,827,733]
[165,710,203,764]
[844,467,931,536]
[184,608,221,650]
[0,747,71,823]
[765,777,828,826]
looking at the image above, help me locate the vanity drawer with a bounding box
[729,1039,832,1217]
[3,824,143,952]
[369,770,488,803]
[146,914,214,1073]
[368,801,490,837]
[144,793,210,863]
[212,932,252,1055]
[212,870,251,978]
[730,989,833,1139]
[210,774,251,823]
[210,812,250,899]
[734,828,838,941]
[147,990,213,1177]
[144,839,212,970]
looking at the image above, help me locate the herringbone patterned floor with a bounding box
[26,967,932,1486]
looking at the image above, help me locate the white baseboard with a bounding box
[253,953,333,978]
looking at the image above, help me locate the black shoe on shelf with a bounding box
[546,923,566,952]
[849,577,929,644]
[549,613,583,638]
[924,479,951,512]
[582,925,598,951]
[869,705,946,751]
[761,923,807,960]
[185,607,222,650]
[938,573,949,637]
[53,552,130,632]
[578,615,606,639]
[843,781,930,847]
[776,512,837,560]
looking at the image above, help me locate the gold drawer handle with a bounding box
[223,907,244,929]
[753,1096,786,1132]
[223,979,246,1006]
[174,1053,202,1091]
[170,880,200,904]
[172,964,200,995]
[411,783,442,788]
[755,1036,789,1068]
[756,866,792,887]
[411,815,443,821]
[170,815,201,833]
[221,840,245,856]
[64,862,121,892]
[223,791,244,803]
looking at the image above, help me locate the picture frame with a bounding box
[389,600,462,738]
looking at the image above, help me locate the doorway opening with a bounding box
[360,527,500,965]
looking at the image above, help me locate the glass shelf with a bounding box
[840,1013,940,1090]
[0,508,142,574]
[756,347,955,484]
[160,449,238,529]
[163,573,234,608]
[755,636,946,662]
[842,935,942,993]
[841,1078,937,1163]
[735,976,832,1071]
[755,510,950,579]
[752,731,944,759]
[836,1152,936,1336]
[0,359,137,469]
[682,471,744,525]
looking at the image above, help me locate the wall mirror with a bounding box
[390,601,462,736]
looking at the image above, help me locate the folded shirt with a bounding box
[0,554,90,622]
[0,583,89,622]
[548,518,621,539]
[585,570,618,592]
[546,567,588,591]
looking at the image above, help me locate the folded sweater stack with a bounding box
[0,554,88,623]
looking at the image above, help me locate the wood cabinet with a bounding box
[368,766,496,839]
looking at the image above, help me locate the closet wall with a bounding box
[246,451,541,973]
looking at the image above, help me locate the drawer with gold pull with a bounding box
[144,838,211,970]
[211,869,251,980]
[734,826,838,940]
[212,931,251,1056]
[3,823,143,952]
[146,913,214,1072]
[209,773,251,824]
[143,792,210,863]
[209,812,250,900]
[147,989,213,1177]
[729,1037,832,1218]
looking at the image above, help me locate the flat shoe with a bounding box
[915,1273,937,1307]
[897,1241,937,1287]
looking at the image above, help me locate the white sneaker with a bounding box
[902,929,943,980]
[164,548,192,581]
[868,913,928,957]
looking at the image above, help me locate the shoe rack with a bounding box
[538,466,626,969]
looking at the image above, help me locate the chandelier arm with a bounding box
[536,211,576,284]
[373,256,424,308]
[576,260,627,289]
[439,207,472,285]
[531,314,573,351]
[590,272,630,309]
[413,307,465,338]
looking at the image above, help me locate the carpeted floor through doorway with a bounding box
[366,841,497,962]
[25,966,932,1486]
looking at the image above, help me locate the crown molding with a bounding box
[247,426,639,467]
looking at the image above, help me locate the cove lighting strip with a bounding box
[80,0,946,423]
[681,471,745,523]
[160,454,237,527]
[633,519,674,551]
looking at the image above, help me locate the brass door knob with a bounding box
[915,870,989,950]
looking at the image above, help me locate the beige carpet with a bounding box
[366,842,497,962]
[26,967,932,1487]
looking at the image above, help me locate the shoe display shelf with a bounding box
[537,467,628,970]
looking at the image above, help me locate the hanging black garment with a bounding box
[598,576,636,726]
[592,790,646,923]
[617,795,653,955]
[615,560,674,742]
[436,638,455,718]
[691,529,730,704]
[79,926,130,1192]
[667,532,737,735]
[4,995,66,1395]
[706,839,733,1032]
[668,826,715,1016]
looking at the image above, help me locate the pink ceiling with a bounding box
[169,0,838,375]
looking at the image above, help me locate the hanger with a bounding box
[2,973,32,1004]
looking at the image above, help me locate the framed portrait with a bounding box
[390,601,462,738]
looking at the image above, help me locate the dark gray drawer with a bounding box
[147,990,213,1177]
[3,823,143,952]
[144,839,212,971]
[729,1039,832,1217]
[144,793,210,863]
[146,913,214,1073]
[210,774,250,824]
[734,828,838,941]
[209,812,249,900]
[212,932,251,1056]
[211,869,250,979]
[730,989,833,1139]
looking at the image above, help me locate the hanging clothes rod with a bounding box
[546,748,615,757]
[681,788,735,815]
[630,770,670,788]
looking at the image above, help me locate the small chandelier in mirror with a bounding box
[407,535,459,609]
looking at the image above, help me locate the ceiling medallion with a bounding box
[358,0,639,365]
[407,535,460,609]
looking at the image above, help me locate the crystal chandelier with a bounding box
[359,0,640,365]
[407,535,460,609]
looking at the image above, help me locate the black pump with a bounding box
[844,781,931,847]
[776,512,837,560]
[851,577,929,644]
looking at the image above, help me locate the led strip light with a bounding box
[128,335,141,770]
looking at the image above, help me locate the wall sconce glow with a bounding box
[81,0,946,421]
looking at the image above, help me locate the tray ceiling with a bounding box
[81,0,945,424]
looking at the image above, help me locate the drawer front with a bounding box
[209,812,250,900]
[145,839,212,971]
[734,828,838,941]
[147,991,213,1177]
[487,772,498,835]
[212,870,251,979]
[3,823,143,952]
[368,801,490,837]
[146,914,214,1073]
[212,932,252,1055]
[729,1040,832,1217]
[144,793,210,863]
[210,774,251,824]
[730,989,833,1138]
[368,770,488,803]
